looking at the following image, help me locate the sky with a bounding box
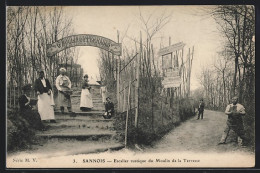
[63,6,223,90]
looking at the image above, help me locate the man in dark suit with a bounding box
[103,97,114,119]
[35,71,52,95]
[34,70,56,123]
[197,99,205,120]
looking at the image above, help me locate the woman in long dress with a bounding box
[80,74,93,111]
[100,82,107,106]
[35,70,56,122]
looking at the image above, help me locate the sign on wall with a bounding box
[46,34,122,56]
[158,42,185,56]
[162,76,182,88]
[159,42,185,88]
[162,53,172,70]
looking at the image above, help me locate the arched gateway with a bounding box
[46,34,139,128]
[46,34,122,114]
[46,34,122,57]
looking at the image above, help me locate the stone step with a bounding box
[36,131,115,140]
[70,95,103,99]
[70,96,102,101]
[92,101,104,104]
[70,105,105,110]
[54,111,105,116]
[73,89,101,92]
[72,144,124,155]
[26,139,124,158]
[70,108,105,112]
[54,107,105,112]
[54,114,112,121]
[46,117,113,128]
[45,124,113,131]
[44,119,113,131]
[91,105,105,108]
[91,109,105,112]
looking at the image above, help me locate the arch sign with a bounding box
[46,34,122,57]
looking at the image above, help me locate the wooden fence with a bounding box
[7,85,37,109]
[118,53,140,125]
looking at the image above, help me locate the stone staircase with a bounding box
[30,84,124,158]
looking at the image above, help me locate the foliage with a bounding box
[7,6,80,96]
[7,109,36,152]
[196,5,255,146]
[100,8,194,146]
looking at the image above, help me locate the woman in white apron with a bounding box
[80,74,93,111]
[34,70,55,122]
[55,68,72,113]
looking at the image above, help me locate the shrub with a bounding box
[7,110,36,152]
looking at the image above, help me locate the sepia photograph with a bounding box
[6,5,255,168]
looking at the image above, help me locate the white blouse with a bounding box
[41,78,47,87]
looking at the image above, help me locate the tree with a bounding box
[7,6,79,105]
[212,5,255,101]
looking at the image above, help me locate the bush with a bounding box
[7,109,36,152]
[243,102,255,146]
[112,75,195,147]
[113,95,195,146]
[178,98,195,121]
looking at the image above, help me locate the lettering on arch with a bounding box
[46,34,122,56]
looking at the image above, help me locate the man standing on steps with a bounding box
[218,96,248,146]
[55,68,73,114]
[197,99,205,120]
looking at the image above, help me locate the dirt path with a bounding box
[145,110,254,154]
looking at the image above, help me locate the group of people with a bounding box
[18,68,115,130]
[19,70,56,130]
[196,97,248,146]
[19,67,248,146]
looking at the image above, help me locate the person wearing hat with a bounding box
[197,99,205,120]
[55,68,72,113]
[19,84,46,130]
[80,74,93,111]
[35,70,56,123]
[103,97,114,119]
[19,84,33,111]
[218,96,248,146]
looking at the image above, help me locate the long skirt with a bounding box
[80,89,93,108]
[37,93,55,120]
[57,91,72,107]
[50,90,55,106]
[101,93,107,103]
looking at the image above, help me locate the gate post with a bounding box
[134,53,140,128]
[134,31,142,128]
[117,31,120,112]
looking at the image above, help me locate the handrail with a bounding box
[119,53,138,73]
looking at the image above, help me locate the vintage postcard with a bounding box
[6,5,255,168]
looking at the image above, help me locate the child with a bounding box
[103,97,114,119]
